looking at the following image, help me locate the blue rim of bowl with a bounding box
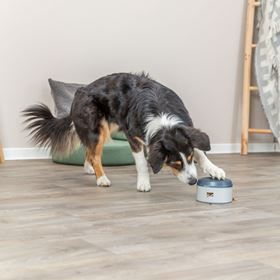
[197,177,233,188]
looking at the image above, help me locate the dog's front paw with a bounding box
[137,176,151,192]
[203,163,226,180]
[84,161,95,175]
[97,175,111,187]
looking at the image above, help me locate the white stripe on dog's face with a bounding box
[145,113,182,144]
[177,152,197,184]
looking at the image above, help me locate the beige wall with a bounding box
[0,0,272,150]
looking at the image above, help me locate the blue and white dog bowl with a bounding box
[196,177,233,204]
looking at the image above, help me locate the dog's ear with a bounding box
[180,127,211,151]
[148,142,167,174]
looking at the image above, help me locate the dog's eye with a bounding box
[167,161,183,170]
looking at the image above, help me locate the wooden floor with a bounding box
[1,154,280,280]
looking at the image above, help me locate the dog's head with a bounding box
[148,125,210,185]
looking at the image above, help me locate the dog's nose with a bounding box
[188,177,197,185]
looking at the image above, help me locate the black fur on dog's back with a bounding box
[70,72,194,146]
[22,104,80,156]
[23,73,210,169]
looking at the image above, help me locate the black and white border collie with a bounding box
[23,73,225,192]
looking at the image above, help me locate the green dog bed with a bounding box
[52,138,134,166]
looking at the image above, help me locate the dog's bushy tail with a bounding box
[22,104,80,157]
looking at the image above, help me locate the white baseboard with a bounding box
[3,148,51,160]
[3,143,280,160]
[209,142,280,154]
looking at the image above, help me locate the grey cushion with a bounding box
[48,78,85,118]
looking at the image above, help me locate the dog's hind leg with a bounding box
[194,148,226,180]
[84,151,95,175]
[70,90,110,184]
[86,121,111,187]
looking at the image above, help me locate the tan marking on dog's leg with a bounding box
[89,120,111,187]
[92,140,105,179]
[134,136,146,146]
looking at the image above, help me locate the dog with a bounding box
[23,72,225,192]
